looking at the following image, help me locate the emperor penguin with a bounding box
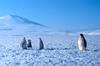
[21,37,27,49]
[78,33,87,51]
[27,39,32,49]
[39,38,44,50]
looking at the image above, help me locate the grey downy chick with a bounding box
[27,39,32,49]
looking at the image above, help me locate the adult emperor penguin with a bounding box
[21,37,27,49]
[39,38,44,50]
[78,33,87,51]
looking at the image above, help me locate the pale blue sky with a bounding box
[0,0,100,31]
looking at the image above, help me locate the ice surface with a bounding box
[0,33,100,66]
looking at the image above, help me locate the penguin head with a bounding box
[39,37,42,40]
[80,33,84,37]
[28,39,31,42]
[23,37,26,40]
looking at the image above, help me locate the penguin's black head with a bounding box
[80,33,84,36]
[39,37,42,40]
[23,37,26,40]
[28,39,31,42]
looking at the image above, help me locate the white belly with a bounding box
[78,37,85,51]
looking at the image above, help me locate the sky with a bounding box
[0,0,100,31]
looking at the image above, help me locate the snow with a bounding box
[0,15,100,66]
[0,33,100,66]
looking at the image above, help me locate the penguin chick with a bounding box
[27,39,32,49]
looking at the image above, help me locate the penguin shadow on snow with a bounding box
[93,49,99,52]
[45,48,70,50]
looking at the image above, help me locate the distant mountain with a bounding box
[10,15,46,27]
[0,15,46,27]
[0,15,48,36]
